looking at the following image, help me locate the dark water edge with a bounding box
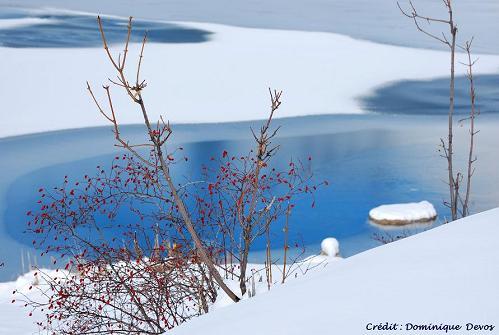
[1,114,499,281]
[0,8,211,47]
[360,74,499,115]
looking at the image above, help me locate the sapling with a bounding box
[398,0,479,220]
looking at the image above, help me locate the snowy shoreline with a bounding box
[2,209,498,334]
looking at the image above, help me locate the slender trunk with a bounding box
[239,235,250,296]
[198,275,209,314]
[448,6,458,221]
[230,251,233,280]
[238,153,262,296]
[160,154,240,303]
[138,97,240,303]
[463,43,477,217]
[282,205,290,284]
[223,233,228,279]
[265,228,272,290]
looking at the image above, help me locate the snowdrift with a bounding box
[171,208,499,335]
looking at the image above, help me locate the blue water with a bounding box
[2,113,499,281]
[362,75,499,115]
[3,128,438,250]
[0,8,211,48]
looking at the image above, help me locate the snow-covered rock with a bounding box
[369,200,437,225]
[320,237,340,257]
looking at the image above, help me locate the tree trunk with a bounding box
[239,236,251,296]
[139,99,240,303]
[448,21,457,221]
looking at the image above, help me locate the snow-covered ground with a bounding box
[0,256,337,334]
[369,201,437,225]
[1,19,499,138]
[170,208,499,335]
[2,208,497,334]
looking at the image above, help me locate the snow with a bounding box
[1,20,499,138]
[168,208,499,335]
[0,258,333,333]
[0,8,498,334]
[0,272,42,334]
[0,17,55,29]
[2,209,498,334]
[369,200,437,224]
[320,237,340,257]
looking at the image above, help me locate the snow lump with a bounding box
[320,237,340,257]
[369,201,437,225]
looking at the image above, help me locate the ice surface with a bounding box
[1,0,499,54]
[1,20,499,138]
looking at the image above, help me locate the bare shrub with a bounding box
[15,16,325,333]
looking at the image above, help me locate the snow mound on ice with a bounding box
[369,200,437,225]
[320,237,339,257]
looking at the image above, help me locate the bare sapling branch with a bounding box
[239,88,282,296]
[398,0,459,220]
[194,88,325,296]
[459,38,479,217]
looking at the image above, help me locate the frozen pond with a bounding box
[0,2,498,282]
[1,114,499,281]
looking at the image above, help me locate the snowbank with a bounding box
[0,258,333,333]
[1,19,499,138]
[369,200,437,225]
[169,208,499,335]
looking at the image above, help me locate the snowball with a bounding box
[369,201,437,225]
[321,238,340,257]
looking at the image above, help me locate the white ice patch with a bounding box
[0,18,55,29]
[369,200,437,223]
